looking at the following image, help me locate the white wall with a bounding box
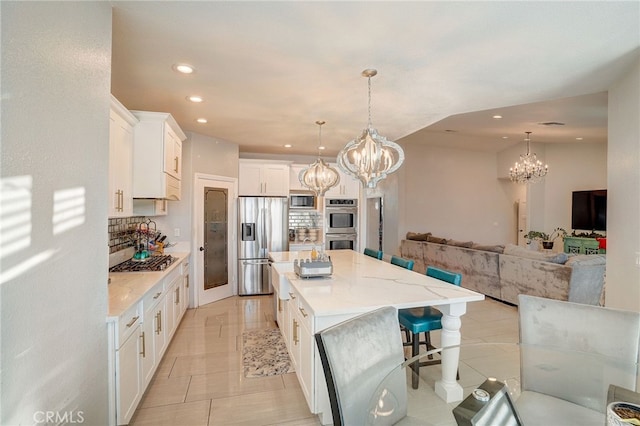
[543,142,607,232]
[400,143,514,245]
[152,132,239,306]
[154,131,240,238]
[606,57,640,311]
[1,2,111,424]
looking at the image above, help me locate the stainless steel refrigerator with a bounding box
[237,196,288,295]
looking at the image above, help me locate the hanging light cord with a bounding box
[316,120,325,157]
[367,75,373,128]
[525,131,532,155]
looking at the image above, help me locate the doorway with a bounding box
[366,197,384,251]
[194,174,237,306]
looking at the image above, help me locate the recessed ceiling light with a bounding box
[187,95,203,103]
[173,63,194,74]
[493,115,503,119]
[196,118,208,124]
[502,136,509,139]
[576,137,583,140]
[284,144,292,148]
[318,146,326,150]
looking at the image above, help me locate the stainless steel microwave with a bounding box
[289,192,317,210]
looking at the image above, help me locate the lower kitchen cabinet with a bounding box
[113,304,142,426]
[108,252,190,425]
[288,288,314,407]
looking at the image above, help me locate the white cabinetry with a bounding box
[114,304,142,425]
[289,164,307,192]
[133,199,168,216]
[108,96,138,218]
[141,281,164,388]
[239,160,290,196]
[289,288,314,407]
[324,164,360,199]
[181,257,190,312]
[131,111,186,200]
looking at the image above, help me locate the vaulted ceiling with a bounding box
[111,2,639,156]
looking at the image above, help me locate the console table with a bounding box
[564,237,605,254]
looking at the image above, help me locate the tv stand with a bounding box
[564,237,605,254]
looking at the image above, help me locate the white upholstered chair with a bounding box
[516,294,640,425]
[315,306,423,426]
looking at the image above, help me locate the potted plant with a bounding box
[525,228,567,250]
[524,230,549,250]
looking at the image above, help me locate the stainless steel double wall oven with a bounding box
[324,198,357,250]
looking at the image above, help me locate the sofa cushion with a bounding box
[503,244,569,264]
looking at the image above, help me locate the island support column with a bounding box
[434,302,466,402]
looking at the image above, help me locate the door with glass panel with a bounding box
[195,176,236,306]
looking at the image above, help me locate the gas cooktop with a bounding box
[109,255,175,273]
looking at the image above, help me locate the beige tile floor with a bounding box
[130,295,519,426]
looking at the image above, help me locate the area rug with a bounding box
[242,328,294,378]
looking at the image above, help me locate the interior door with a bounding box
[195,175,236,306]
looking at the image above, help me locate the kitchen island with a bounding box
[269,249,485,424]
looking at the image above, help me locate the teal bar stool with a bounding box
[398,266,462,389]
[390,255,414,271]
[363,248,383,260]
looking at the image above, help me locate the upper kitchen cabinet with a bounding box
[109,96,138,218]
[130,111,186,200]
[323,164,360,199]
[239,160,290,196]
[289,164,307,192]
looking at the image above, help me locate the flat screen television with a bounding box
[571,189,607,231]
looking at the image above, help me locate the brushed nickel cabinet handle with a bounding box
[125,316,139,327]
[289,292,296,300]
[299,307,308,318]
[175,287,180,304]
[278,299,282,312]
[159,310,162,332]
[186,275,189,288]
[140,331,146,358]
[153,292,162,299]
[174,156,179,174]
[293,319,299,344]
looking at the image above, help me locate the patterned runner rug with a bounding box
[242,328,295,378]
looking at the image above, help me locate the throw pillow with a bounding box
[406,232,430,241]
[471,244,506,254]
[447,240,474,248]
[427,235,448,244]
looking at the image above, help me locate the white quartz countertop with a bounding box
[107,251,190,320]
[269,250,313,263]
[285,250,484,316]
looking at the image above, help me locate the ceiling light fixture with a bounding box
[284,144,292,148]
[509,131,548,184]
[187,95,203,103]
[337,69,404,189]
[173,64,194,74]
[196,118,208,124]
[493,115,503,119]
[299,121,340,196]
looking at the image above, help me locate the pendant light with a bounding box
[509,131,548,184]
[337,69,404,189]
[299,120,340,196]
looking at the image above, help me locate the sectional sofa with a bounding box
[400,237,606,306]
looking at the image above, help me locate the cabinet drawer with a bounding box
[118,302,141,348]
[142,280,165,315]
[296,295,312,330]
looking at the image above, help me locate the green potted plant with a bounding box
[525,228,567,250]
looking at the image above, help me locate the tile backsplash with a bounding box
[108,216,145,253]
[289,210,322,231]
